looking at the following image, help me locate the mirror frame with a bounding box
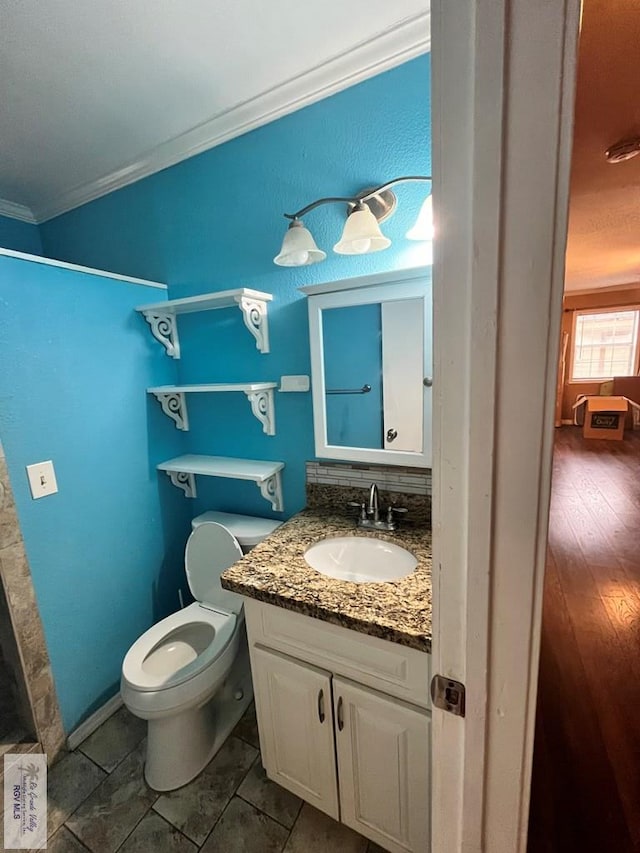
[302,266,432,467]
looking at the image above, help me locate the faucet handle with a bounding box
[348,500,367,521]
[387,505,408,524]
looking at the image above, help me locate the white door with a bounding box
[251,646,339,819]
[382,298,425,452]
[333,677,431,853]
[430,2,580,851]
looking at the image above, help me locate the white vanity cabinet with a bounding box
[245,599,431,853]
[251,647,339,818]
[334,677,431,851]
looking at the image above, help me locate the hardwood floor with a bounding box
[528,427,640,853]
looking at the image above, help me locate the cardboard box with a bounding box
[612,377,640,428]
[575,396,629,440]
[584,397,628,440]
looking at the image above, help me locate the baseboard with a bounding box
[560,419,575,426]
[67,693,122,751]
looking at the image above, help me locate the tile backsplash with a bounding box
[306,461,432,524]
[306,461,432,495]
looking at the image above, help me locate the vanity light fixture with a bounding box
[406,194,434,241]
[274,175,433,267]
[273,220,327,267]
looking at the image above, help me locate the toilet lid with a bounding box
[185,522,244,614]
[191,511,282,547]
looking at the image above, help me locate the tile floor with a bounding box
[42,703,386,853]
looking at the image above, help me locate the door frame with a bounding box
[430,2,581,851]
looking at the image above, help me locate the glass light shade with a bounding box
[406,194,434,241]
[333,206,391,255]
[274,220,326,266]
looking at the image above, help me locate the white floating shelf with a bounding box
[148,383,277,434]
[136,288,273,358]
[157,454,284,511]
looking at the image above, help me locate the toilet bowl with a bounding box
[121,511,281,791]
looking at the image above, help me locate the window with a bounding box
[572,309,640,380]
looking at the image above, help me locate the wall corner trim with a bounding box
[0,248,167,289]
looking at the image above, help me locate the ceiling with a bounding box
[0,0,429,224]
[4,1,638,291]
[564,0,640,292]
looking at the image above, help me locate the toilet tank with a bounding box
[191,511,281,554]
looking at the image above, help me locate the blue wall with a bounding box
[324,304,383,448]
[0,255,191,731]
[0,215,42,255]
[40,55,432,518]
[0,56,430,728]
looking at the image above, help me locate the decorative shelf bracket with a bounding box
[246,389,275,435]
[237,296,270,353]
[152,392,189,431]
[259,471,283,512]
[148,383,276,434]
[157,455,283,511]
[141,311,180,359]
[165,470,196,498]
[137,289,272,358]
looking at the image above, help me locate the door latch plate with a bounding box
[430,674,466,717]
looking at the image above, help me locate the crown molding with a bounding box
[31,12,430,223]
[0,198,37,224]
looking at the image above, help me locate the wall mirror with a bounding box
[301,267,432,467]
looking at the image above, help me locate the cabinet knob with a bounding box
[317,689,325,724]
[337,696,344,731]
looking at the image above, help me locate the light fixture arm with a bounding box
[283,196,364,221]
[283,175,432,221]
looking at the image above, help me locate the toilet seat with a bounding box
[122,520,247,695]
[122,602,236,693]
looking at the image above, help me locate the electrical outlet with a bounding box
[279,375,310,392]
[26,460,58,499]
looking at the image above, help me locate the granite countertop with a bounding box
[220,508,432,653]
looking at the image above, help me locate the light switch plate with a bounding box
[26,460,58,499]
[279,375,310,392]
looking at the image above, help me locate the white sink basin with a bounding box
[304,536,417,584]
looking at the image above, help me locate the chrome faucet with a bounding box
[368,483,380,523]
[348,483,408,531]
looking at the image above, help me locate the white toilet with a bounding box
[121,510,281,791]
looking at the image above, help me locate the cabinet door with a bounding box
[251,645,339,819]
[382,298,425,453]
[334,677,431,853]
